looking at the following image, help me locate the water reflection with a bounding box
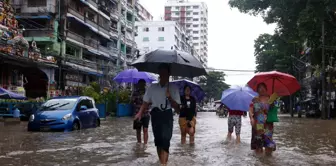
[0,113,336,165]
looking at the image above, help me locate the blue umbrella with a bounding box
[170,79,205,102]
[0,87,26,100]
[221,85,258,112]
[113,69,157,84]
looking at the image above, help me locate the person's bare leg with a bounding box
[136,129,141,143]
[265,147,273,156]
[157,147,163,164]
[226,132,232,141]
[143,128,148,145]
[161,150,169,165]
[189,127,195,144]
[180,127,187,144]
[236,135,241,144]
[255,148,263,154]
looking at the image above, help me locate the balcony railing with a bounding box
[98,45,110,55]
[111,10,119,20]
[126,21,133,30]
[23,29,54,38]
[98,26,109,36]
[67,31,84,44]
[12,3,57,14]
[110,28,118,38]
[85,18,99,29]
[84,38,99,49]
[68,7,84,20]
[87,0,98,8]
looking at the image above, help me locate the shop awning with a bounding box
[64,62,104,77]
[66,13,111,40]
[15,15,51,19]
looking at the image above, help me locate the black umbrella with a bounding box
[131,49,207,110]
[131,49,207,78]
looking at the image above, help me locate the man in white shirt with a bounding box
[135,63,181,166]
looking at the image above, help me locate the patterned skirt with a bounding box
[251,122,276,151]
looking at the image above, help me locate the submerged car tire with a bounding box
[72,121,80,131]
[96,118,100,127]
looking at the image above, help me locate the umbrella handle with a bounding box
[160,98,169,110]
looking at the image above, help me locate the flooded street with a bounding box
[1,112,336,166]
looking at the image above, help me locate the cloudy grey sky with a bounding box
[139,0,276,85]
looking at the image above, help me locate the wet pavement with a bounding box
[0,112,336,166]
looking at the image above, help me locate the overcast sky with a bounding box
[139,0,276,85]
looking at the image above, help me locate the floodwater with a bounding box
[0,113,336,166]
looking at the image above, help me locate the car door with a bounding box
[77,99,90,128]
[86,99,96,127]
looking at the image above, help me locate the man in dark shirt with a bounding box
[132,79,150,145]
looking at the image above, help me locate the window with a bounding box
[143,37,149,41]
[193,24,199,27]
[28,0,47,7]
[175,12,180,15]
[143,27,149,32]
[193,6,199,9]
[187,12,191,15]
[186,24,191,27]
[158,37,165,41]
[186,6,191,9]
[193,31,199,34]
[158,27,165,31]
[193,12,199,15]
[193,37,199,40]
[175,6,180,10]
[193,18,199,21]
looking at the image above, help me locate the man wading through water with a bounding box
[134,64,181,166]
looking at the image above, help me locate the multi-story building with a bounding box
[11,0,140,97]
[135,2,153,21]
[164,0,208,67]
[135,21,198,56]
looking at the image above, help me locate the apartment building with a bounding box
[135,21,199,57]
[164,0,208,67]
[11,0,141,95]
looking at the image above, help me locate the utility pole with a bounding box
[328,56,334,119]
[321,20,327,119]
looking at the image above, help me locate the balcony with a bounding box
[66,31,84,44]
[87,0,98,8]
[23,29,54,38]
[98,45,110,55]
[84,38,99,49]
[110,28,118,39]
[126,21,133,30]
[111,9,119,20]
[68,7,84,20]
[12,3,57,14]
[126,3,134,12]
[85,18,99,29]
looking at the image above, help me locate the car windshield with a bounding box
[40,99,77,111]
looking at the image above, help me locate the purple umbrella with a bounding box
[170,79,205,102]
[113,69,157,84]
[0,87,26,100]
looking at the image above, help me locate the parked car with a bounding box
[28,96,100,132]
[15,102,41,121]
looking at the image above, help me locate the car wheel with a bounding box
[72,121,80,131]
[96,118,100,127]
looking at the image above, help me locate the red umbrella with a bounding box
[247,71,300,96]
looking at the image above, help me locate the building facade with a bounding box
[164,0,208,67]
[8,0,141,97]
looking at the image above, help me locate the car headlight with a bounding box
[29,115,34,122]
[62,113,72,121]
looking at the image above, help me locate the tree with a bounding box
[198,71,230,101]
[254,33,294,73]
[228,0,336,65]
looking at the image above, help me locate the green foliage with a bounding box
[254,33,294,73]
[117,89,131,103]
[229,0,336,65]
[82,83,103,103]
[198,71,230,100]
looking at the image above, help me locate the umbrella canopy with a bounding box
[0,87,26,100]
[221,85,258,112]
[170,79,205,102]
[247,71,300,96]
[131,49,207,78]
[113,68,157,84]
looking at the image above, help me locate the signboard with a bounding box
[65,73,82,82]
